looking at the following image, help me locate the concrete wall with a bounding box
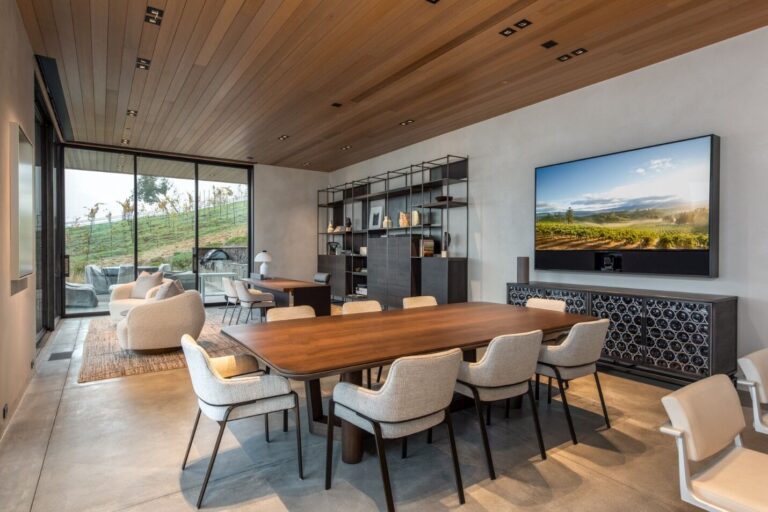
[331,27,768,357]
[252,164,328,282]
[0,0,36,437]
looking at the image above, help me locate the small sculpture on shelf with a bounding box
[411,210,420,226]
[382,215,393,229]
[327,222,334,233]
[327,242,340,255]
[333,225,343,233]
[442,231,451,258]
[398,211,409,228]
[345,217,352,232]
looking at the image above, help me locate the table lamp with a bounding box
[255,250,272,279]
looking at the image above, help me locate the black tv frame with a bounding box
[534,134,720,277]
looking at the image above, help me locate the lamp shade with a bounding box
[255,250,272,263]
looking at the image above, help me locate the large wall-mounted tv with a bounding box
[535,135,719,277]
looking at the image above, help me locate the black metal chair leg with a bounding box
[293,398,304,479]
[367,368,372,389]
[444,410,465,505]
[283,409,288,432]
[547,377,553,404]
[427,427,433,444]
[264,414,270,443]
[235,307,242,324]
[473,394,496,480]
[527,383,547,460]
[555,370,578,444]
[325,400,335,490]
[535,373,541,401]
[505,398,511,418]
[182,408,202,470]
[197,420,227,509]
[372,423,395,512]
[486,403,492,426]
[376,365,383,383]
[401,436,408,459]
[594,372,611,429]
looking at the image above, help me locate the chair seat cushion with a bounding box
[455,381,528,402]
[334,402,444,439]
[109,298,147,322]
[692,447,768,512]
[537,363,596,381]
[210,354,262,379]
[199,393,295,422]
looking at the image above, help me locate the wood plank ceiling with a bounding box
[18,0,768,172]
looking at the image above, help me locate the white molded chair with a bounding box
[661,374,768,511]
[402,295,438,309]
[455,331,546,479]
[341,299,382,315]
[536,318,610,444]
[221,277,239,325]
[181,335,302,508]
[526,297,566,312]
[325,349,464,512]
[234,280,275,323]
[737,348,768,435]
[266,305,316,322]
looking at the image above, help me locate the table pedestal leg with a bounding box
[341,370,364,464]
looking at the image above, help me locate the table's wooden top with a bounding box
[221,302,593,379]
[242,277,327,293]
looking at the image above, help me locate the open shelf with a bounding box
[417,200,467,209]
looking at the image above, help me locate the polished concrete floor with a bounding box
[1,315,766,512]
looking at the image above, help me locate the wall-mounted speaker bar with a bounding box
[35,55,73,141]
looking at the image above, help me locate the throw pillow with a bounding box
[155,279,185,300]
[130,271,164,299]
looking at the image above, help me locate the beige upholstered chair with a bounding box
[661,374,768,511]
[234,280,275,323]
[737,348,768,435]
[455,331,546,479]
[266,305,316,322]
[536,318,610,444]
[108,277,171,322]
[325,349,464,512]
[181,335,302,508]
[402,295,438,309]
[341,299,382,315]
[221,277,239,325]
[526,297,566,312]
[116,290,205,351]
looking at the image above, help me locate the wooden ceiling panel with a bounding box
[18,0,768,171]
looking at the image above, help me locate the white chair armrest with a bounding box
[204,374,291,406]
[247,290,275,302]
[660,422,684,438]
[110,282,134,301]
[333,381,384,419]
[538,343,570,367]
[737,379,757,390]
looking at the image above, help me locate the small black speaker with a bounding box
[516,256,529,284]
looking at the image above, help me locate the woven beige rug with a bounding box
[77,314,248,383]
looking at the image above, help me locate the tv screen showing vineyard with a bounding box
[535,136,713,251]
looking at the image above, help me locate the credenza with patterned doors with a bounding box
[507,282,737,385]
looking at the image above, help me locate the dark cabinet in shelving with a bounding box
[421,257,467,304]
[368,236,420,309]
[318,255,346,300]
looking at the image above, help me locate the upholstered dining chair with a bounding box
[221,277,239,325]
[526,297,566,312]
[325,349,464,512]
[233,280,275,323]
[455,331,546,479]
[341,299,382,388]
[180,335,303,509]
[536,318,610,444]
[737,347,768,435]
[402,295,438,309]
[266,305,316,322]
[661,374,768,511]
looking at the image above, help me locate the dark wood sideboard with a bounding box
[507,282,737,385]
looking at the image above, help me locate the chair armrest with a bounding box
[110,282,134,301]
[333,382,384,419]
[737,379,757,390]
[204,374,291,406]
[210,354,262,379]
[659,422,683,438]
[248,291,275,302]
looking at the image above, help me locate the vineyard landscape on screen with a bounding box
[535,137,712,251]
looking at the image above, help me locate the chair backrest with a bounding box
[378,349,462,422]
[221,277,237,298]
[738,347,768,403]
[403,296,438,309]
[267,305,316,322]
[342,300,382,315]
[116,264,134,284]
[551,319,609,366]
[233,280,258,303]
[471,331,543,387]
[313,272,331,284]
[661,374,745,461]
[526,297,566,313]
[181,334,224,405]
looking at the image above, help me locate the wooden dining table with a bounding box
[221,301,594,464]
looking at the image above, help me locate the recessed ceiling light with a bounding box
[557,54,571,62]
[399,119,415,126]
[127,109,138,117]
[426,0,440,3]
[246,156,254,161]
[145,6,163,25]
[136,58,151,70]
[331,102,342,108]
[278,134,290,141]
[340,145,351,151]
[514,19,532,29]
[499,27,516,37]
[121,138,130,145]
[541,40,558,49]
[572,48,588,56]
[303,162,311,167]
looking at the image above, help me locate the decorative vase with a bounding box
[398,211,409,228]
[382,215,393,229]
[327,222,334,233]
[345,217,352,231]
[411,210,420,225]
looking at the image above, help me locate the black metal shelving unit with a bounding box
[317,155,469,305]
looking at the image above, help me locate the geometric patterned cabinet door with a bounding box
[646,300,711,377]
[591,294,645,365]
[506,282,737,385]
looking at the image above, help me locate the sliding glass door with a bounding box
[63,147,251,315]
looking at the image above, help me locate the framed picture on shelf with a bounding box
[368,205,383,229]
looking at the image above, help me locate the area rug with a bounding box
[77,312,248,383]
